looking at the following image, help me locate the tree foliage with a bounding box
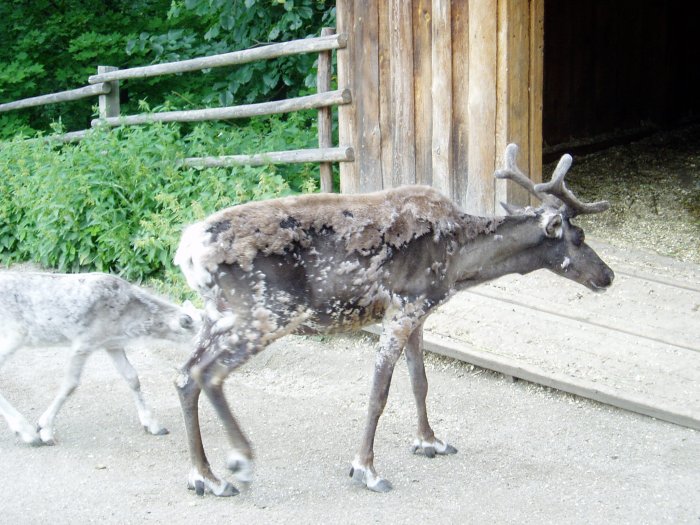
[0,0,335,135]
[0,0,172,134]
[130,0,336,106]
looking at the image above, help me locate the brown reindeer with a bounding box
[173,143,614,496]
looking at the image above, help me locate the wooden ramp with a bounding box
[370,241,700,429]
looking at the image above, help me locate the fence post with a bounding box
[96,65,120,123]
[317,27,334,192]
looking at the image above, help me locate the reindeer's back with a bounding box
[176,186,474,288]
[0,272,139,344]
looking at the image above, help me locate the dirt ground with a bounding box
[2,336,699,524]
[1,127,699,524]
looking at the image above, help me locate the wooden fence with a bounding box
[0,29,351,193]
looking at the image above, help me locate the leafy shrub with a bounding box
[0,115,321,283]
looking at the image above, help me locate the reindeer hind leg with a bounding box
[175,361,239,497]
[36,343,92,445]
[196,344,256,488]
[0,337,41,445]
[176,319,255,497]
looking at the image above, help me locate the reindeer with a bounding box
[0,271,200,445]
[173,143,614,496]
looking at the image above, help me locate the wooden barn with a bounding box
[335,0,700,214]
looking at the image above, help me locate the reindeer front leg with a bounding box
[350,311,415,493]
[106,347,168,436]
[404,324,458,457]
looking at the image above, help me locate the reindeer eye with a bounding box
[571,225,585,246]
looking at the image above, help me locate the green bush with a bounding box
[0,115,321,283]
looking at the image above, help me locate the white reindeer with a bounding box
[173,144,614,496]
[0,271,200,445]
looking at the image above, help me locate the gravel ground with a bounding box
[1,126,699,523]
[1,335,698,524]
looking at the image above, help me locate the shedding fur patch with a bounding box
[177,186,503,278]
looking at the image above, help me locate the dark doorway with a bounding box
[543,1,700,151]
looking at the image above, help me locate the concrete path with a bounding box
[411,241,700,430]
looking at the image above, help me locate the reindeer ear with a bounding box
[500,201,523,215]
[544,214,563,238]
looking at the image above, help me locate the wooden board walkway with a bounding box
[369,241,700,430]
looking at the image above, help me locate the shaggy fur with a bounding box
[178,185,502,277]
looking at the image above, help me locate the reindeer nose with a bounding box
[602,266,615,287]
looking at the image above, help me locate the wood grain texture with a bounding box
[466,0,497,216]
[317,27,335,192]
[88,34,347,83]
[431,0,453,197]
[496,0,531,208]
[389,0,416,187]
[413,0,433,186]
[0,83,111,113]
[451,0,469,207]
[356,0,383,192]
[336,0,358,193]
[90,90,350,128]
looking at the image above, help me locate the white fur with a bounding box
[0,271,201,445]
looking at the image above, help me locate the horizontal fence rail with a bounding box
[0,83,111,113]
[182,146,354,168]
[88,33,347,84]
[1,29,351,192]
[90,89,351,128]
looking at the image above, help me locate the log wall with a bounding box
[337,0,544,215]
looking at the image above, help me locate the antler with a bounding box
[494,143,609,217]
[534,154,610,215]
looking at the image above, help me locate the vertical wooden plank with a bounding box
[388,0,416,187]
[379,0,393,189]
[356,0,383,192]
[317,27,334,193]
[529,0,544,186]
[495,0,531,209]
[451,0,469,206]
[431,0,452,197]
[336,0,358,193]
[96,66,120,121]
[466,0,497,216]
[413,0,433,186]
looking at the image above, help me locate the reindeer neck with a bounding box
[451,214,545,289]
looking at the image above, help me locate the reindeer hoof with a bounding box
[368,478,393,493]
[411,438,458,457]
[16,430,43,447]
[227,451,253,485]
[350,462,393,493]
[187,469,240,497]
[36,425,56,446]
[144,426,169,436]
[193,479,205,496]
